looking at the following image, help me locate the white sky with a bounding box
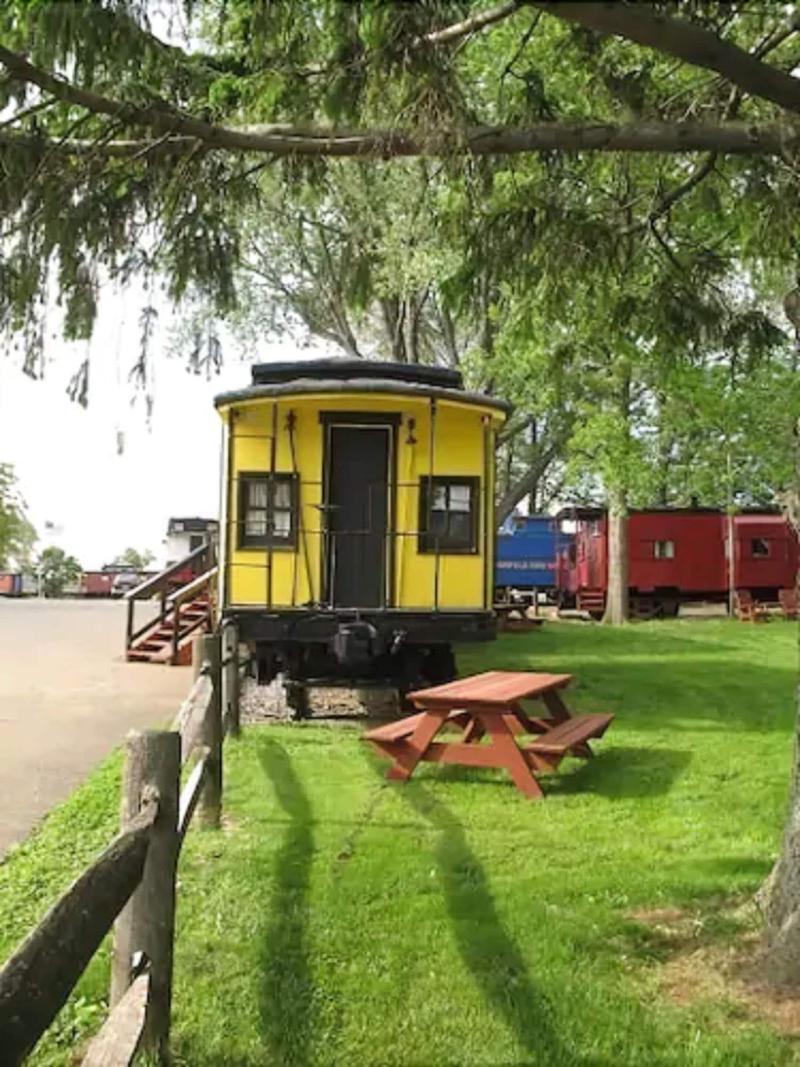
[0,292,330,570]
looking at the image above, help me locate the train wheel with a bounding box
[425,645,456,685]
[284,680,310,721]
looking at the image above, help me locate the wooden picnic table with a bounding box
[363,670,613,799]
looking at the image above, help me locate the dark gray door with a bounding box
[326,426,389,607]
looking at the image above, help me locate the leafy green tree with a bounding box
[657,357,798,511]
[112,547,154,570]
[0,463,37,569]
[37,546,82,598]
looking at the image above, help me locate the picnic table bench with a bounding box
[363,671,613,799]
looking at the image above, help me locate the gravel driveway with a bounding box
[0,598,191,855]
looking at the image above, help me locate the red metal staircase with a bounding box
[125,544,218,665]
[577,588,606,617]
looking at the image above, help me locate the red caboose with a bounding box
[81,571,117,597]
[733,514,798,598]
[557,507,797,617]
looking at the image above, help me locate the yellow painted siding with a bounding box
[219,391,504,611]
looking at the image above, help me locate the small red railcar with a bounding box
[557,507,798,617]
[0,573,23,597]
[81,571,117,597]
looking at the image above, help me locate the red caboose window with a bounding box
[751,538,770,558]
[654,540,675,560]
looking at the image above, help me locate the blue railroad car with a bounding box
[495,514,565,600]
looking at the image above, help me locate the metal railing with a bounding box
[125,543,217,662]
[224,473,492,613]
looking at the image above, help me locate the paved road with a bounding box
[0,599,191,854]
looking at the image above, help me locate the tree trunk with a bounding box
[380,297,407,362]
[758,689,800,985]
[758,416,800,983]
[495,441,560,525]
[404,294,422,365]
[528,419,539,512]
[603,492,629,624]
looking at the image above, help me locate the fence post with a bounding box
[110,730,180,1063]
[200,632,223,828]
[222,620,241,737]
[191,633,206,681]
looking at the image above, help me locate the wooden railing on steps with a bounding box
[124,543,217,662]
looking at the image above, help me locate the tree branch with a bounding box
[621,152,718,235]
[3,120,798,160]
[496,441,561,523]
[534,2,800,114]
[1,48,800,160]
[619,25,798,235]
[422,1,526,45]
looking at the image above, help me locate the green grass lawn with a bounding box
[2,619,798,1065]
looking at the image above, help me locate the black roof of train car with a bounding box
[215,359,512,414]
[251,359,462,389]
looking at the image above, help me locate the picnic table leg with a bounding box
[541,691,592,757]
[478,712,544,799]
[541,690,572,723]
[386,710,449,781]
[447,709,485,744]
[508,702,551,735]
[501,713,525,737]
[461,716,485,744]
[570,741,593,758]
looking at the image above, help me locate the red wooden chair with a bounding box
[779,588,798,620]
[734,589,768,623]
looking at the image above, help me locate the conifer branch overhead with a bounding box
[1,1,799,359]
[422,1,527,45]
[533,2,800,114]
[0,117,798,159]
[0,44,798,161]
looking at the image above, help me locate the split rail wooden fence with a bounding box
[0,620,244,1066]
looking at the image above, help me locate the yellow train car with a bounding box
[215,360,510,708]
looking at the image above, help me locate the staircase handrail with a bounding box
[166,566,218,610]
[124,543,213,601]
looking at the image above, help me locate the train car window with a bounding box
[654,540,675,559]
[751,538,771,558]
[418,476,479,553]
[238,472,297,548]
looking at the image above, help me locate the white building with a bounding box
[165,517,218,565]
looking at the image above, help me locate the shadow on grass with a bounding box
[405,746,690,801]
[458,629,796,735]
[401,782,603,1066]
[257,738,314,1067]
[547,746,692,799]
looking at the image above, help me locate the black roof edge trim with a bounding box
[554,505,784,519]
[214,377,512,415]
[251,359,462,390]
